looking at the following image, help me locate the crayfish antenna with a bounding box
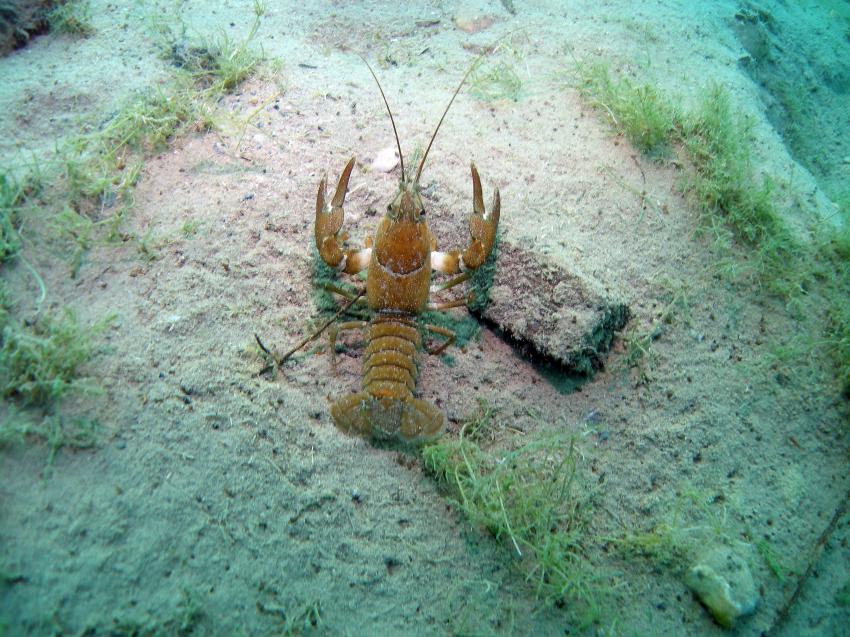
[412,58,481,187]
[359,29,521,187]
[360,54,405,181]
[414,30,523,186]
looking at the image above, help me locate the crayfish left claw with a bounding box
[315,156,356,267]
[462,162,500,270]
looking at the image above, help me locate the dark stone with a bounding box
[470,239,630,377]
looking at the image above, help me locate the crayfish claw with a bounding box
[462,162,500,270]
[471,161,485,216]
[315,156,356,267]
[332,156,356,208]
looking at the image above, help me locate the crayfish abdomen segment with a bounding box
[330,316,445,441]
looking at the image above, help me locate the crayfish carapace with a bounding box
[314,58,500,442]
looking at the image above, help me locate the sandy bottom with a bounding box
[1,1,848,635]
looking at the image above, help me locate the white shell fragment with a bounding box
[371,146,399,173]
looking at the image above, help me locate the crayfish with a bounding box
[314,58,500,442]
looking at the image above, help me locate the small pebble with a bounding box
[371,146,399,173]
[454,14,496,34]
[685,545,759,629]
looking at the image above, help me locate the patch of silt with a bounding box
[0,0,58,55]
[730,1,850,211]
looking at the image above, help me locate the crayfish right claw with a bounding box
[463,162,500,270]
[315,156,356,267]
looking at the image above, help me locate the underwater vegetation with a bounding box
[469,59,523,102]
[0,307,112,407]
[421,406,766,631]
[0,1,271,463]
[423,402,603,628]
[46,0,95,37]
[613,486,732,572]
[55,0,269,231]
[0,409,99,478]
[577,61,850,398]
[0,172,23,263]
[0,255,113,471]
[0,0,95,58]
[158,0,267,92]
[576,62,674,157]
[467,36,526,103]
[1,164,108,467]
